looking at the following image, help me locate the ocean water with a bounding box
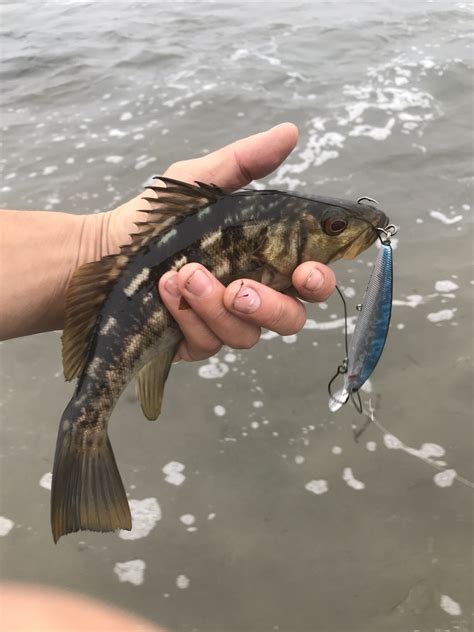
[0,2,473,631]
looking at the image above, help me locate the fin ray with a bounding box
[62,177,224,382]
[51,415,131,543]
[136,344,178,421]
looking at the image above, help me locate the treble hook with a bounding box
[375,223,398,244]
[357,196,380,207]
[327,357,348,401]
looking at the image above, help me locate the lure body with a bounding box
[329,240,393,411]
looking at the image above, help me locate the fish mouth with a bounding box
[372,208,390,231]
[341,209,390,260]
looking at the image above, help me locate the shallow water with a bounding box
[1,2,473,631]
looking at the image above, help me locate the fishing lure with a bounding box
[328,216,398,412]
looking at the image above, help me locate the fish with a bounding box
[328,231,394,412]
[51,176,389,542]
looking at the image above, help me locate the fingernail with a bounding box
[304,267,324,291]
[232,285,261,314]
[165,274,181,297]
[185,269,213,297]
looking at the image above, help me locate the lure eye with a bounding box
[323,217,348,236]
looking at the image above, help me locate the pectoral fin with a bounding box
[260,265,292,291]
[136,345,177,421]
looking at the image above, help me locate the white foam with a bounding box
[260,330,279,340]
[253,400,264,408]
[198,361,229,379]
[43,165,58,176]
[366,441,377,452]
[331,446,343,455]
[383,434,403,450]
[342,467,365,490]
[305,480,328,495]
[0,516,14,536]
[303,316,356,332]
[417,443,445,458]
[120,112,133,121]
[427,309,456,323]
[108,128,127,138]
[393,294,424,308]
[224,352,237,363]
[250,421,259,429]
[176,574,190,589]
[267,54,438,190]
[105,155,124,164]
[163,461,186,486]
[114,559,145,586]
[439,594,462,616]
[429,210,463,224]
[119,498,161,540]
[435,280,459,293]
[270,125,345,185]
[207,513,216,520]
[295,455,305,464]
[179,514,195,526]
[282,334,298,344]
[349,117,395,141]
[135,157,156,170]
[163,461,184,475]
[39,472,52,490]
[433,469,457,488]
[213,405,226,417]
[343,286,356,298]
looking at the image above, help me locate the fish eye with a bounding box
[323,216,348,236]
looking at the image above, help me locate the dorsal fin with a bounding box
[62,177,224,381]
[118,177,224,256]
[62,256,127,380]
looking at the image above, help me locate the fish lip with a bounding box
[372,209,390,230]
[336,209,390,261]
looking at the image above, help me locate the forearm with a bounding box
[0,209,115,339]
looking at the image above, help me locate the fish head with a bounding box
[301,197,389,264]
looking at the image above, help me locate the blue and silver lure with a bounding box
[328,221,398,412]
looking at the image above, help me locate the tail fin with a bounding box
[51,415,132,543]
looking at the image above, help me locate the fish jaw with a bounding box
[338,209,389,261]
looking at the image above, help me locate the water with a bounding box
[1,2,473,631]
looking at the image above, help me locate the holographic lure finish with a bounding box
[329,229,395,412]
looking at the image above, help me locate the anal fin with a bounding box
[136,344,178,421]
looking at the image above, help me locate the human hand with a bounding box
[0,124,335,342]
[107,123,335,361]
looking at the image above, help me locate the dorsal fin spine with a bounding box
[62,177,224,382]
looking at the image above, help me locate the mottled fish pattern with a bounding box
[51,177,388,542]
